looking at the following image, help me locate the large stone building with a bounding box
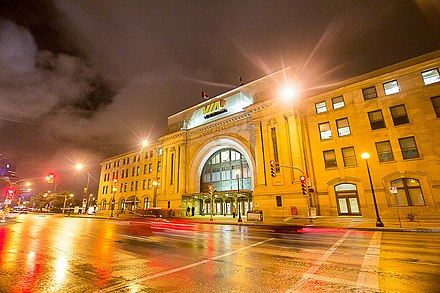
[97,50,440,223]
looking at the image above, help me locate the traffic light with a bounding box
[300,175,307,195]
[47,173,55,184]
[270,160,276,177]
[6,187,15,199]
[208,185,213,196]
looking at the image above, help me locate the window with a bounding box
[144,152,148,159]
[319,122,332,140]
[332,96,344,109]
[383,80,400,95]
[368,110,386,130]
[271,127,280,171]
[136,166,140,176]
[398,136,420,159]
[375,140,394,162]
[323,149,337,168]
[422,68,440,85]
[315,101,327,113]
[276,195,282,207]
[336,118,351,136]
[362,86,378,100]
[431,96,440,118]
[130,181,134,191]
[143,164,147,174]
[391,178,425,206]
[149,163,153,173]
[149,150,153,157]
[142,180,146,190]
[390,105,409,126]
[341,147,357,167]
[148,179,152,189]
[158,148,163,156]
[157,161,162,172]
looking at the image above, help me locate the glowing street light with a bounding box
[63,193,74,214]
[152,180,158,207]
[280,84,298,102]
[75,163,92,214]
[361,152,384,227]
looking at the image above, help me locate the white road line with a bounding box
[356,231,382,290]
[285,230,351,293]
[97,237,275,292]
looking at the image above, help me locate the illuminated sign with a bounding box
[185,93,253,129]
[203,100,227,119]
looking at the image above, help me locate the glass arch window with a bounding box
[101,199,107,210]
[201,148,251,192]
[334,183,361,216]
[391,178,425,206]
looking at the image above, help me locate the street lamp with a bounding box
[110,178,117,218]
[361,152,384,227]
[152,180,158,207]
[75,163,91,214]
[235,170,243,223]
[63,193,74,214]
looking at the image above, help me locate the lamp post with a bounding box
[235,170,243,223]
[152,180,158,207]
[75,163,92,214]
[110,178,117,218]
[63,193,74,214]
[361,152,384,227]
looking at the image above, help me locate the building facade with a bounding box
[97,51,440,222]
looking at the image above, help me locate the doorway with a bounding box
[335,184,361,216]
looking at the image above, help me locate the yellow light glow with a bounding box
[361,152,371,160]
[280,84,298,101]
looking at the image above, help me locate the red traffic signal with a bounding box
[6,187,16,198]
[47,173,55,184]
[299,175,306,184]
[270,160,276,177]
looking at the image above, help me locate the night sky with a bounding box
[1,0,439,197]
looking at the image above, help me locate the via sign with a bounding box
[203,99,227,119]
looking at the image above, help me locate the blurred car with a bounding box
[12,206,28,214]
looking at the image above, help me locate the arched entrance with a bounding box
[126,196,140,211]
[335,183,361,216]
[193,148,253,216]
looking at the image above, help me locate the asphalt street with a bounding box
[0,214,439,292]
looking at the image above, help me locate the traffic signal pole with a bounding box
[277,164,314,222]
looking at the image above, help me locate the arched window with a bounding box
[200,148,251,192]
[101,199,107,210]
[335,183,361,216]
[119,199,126,211]
[391,178,425,206]
[143,197,150,209]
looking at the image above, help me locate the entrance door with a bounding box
[335,184,361,216]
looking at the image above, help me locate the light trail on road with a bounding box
[97,236,275,292]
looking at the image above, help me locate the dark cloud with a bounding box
[0,0,439,196]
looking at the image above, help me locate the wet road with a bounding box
[0,214,439,292]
